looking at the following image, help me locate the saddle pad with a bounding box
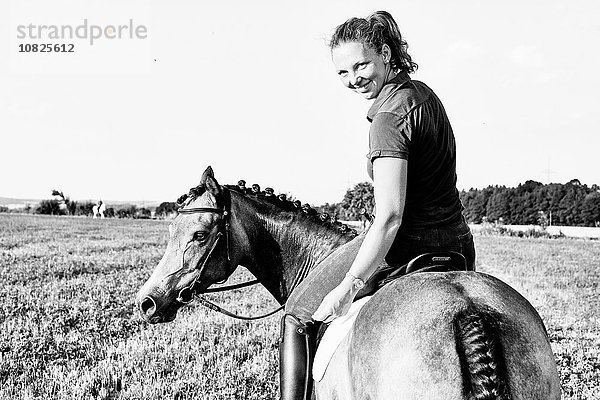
[313,296,372,382]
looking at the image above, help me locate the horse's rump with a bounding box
[317,272,560,400]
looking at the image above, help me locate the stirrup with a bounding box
[279,313,318,400]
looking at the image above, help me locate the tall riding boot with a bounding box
[279,313,319,400]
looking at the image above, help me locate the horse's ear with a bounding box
[200,166,221,197]
[200,166,214,184]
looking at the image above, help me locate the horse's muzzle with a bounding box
[137,293,178,323]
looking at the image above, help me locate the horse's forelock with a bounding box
[177,184,208,208]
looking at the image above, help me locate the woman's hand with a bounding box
[312,277,359,323]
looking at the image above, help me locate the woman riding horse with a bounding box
[134,9,558,399]
[279,11,476,400]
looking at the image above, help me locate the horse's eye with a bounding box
[193,231,208,242]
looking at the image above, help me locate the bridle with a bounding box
[174,189,284,320]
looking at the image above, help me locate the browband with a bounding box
[178,207,226,215]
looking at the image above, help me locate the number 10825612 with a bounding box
[18,43,75,53]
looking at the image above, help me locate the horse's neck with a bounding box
[262,215,349,297]
[232,198,351,303]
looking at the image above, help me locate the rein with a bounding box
[175,190,284,321]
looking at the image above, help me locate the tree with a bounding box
[485,186,511,223]
[461,188,491,223]
[155,202,178,218]
[460,179,598,226]
[135,208,152,219]
[116,205,138,218]
[582,192,600,227]
[511,181,543,224]
[52,190,77,215]
[557,183,585,225]
[340,182,374,221]
[459,189,475,222]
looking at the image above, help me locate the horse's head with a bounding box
[136,166,238,323]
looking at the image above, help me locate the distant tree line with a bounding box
[1,198,177,220]
[4,180,599,226]
[29,199,154,219]
[0,189,153,219]
[460,179,600,227]
[317,179,600,227]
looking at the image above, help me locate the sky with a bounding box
[1,0,599,206]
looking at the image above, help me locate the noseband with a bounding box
[174,189,283,320]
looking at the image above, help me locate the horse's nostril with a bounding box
[140,296,157,317]
[177,287,194,304]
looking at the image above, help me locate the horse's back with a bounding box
[318,272,559,400]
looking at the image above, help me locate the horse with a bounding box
[135,166,560,400]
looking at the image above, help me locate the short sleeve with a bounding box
[366,111,411,163]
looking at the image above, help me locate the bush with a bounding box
[76,202,96,217]
[104,207,115,218]
[36,199,64,215]
[116,205,137,219]
[478,221,565,239]
[135,208,151,219]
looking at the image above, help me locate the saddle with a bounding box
[357,251,468,299]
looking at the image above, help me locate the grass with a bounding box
[0,214,598,399]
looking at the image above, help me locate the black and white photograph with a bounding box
[1,0,599,399]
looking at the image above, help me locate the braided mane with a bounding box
[176,181,357,237]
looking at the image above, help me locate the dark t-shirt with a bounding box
[366,72,462,230]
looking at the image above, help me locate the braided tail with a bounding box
[455,306,511,400]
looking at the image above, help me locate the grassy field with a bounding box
[0,214,598,399]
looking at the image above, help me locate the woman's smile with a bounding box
[354,81,371,92]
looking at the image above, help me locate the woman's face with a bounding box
[332,41,391,100]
